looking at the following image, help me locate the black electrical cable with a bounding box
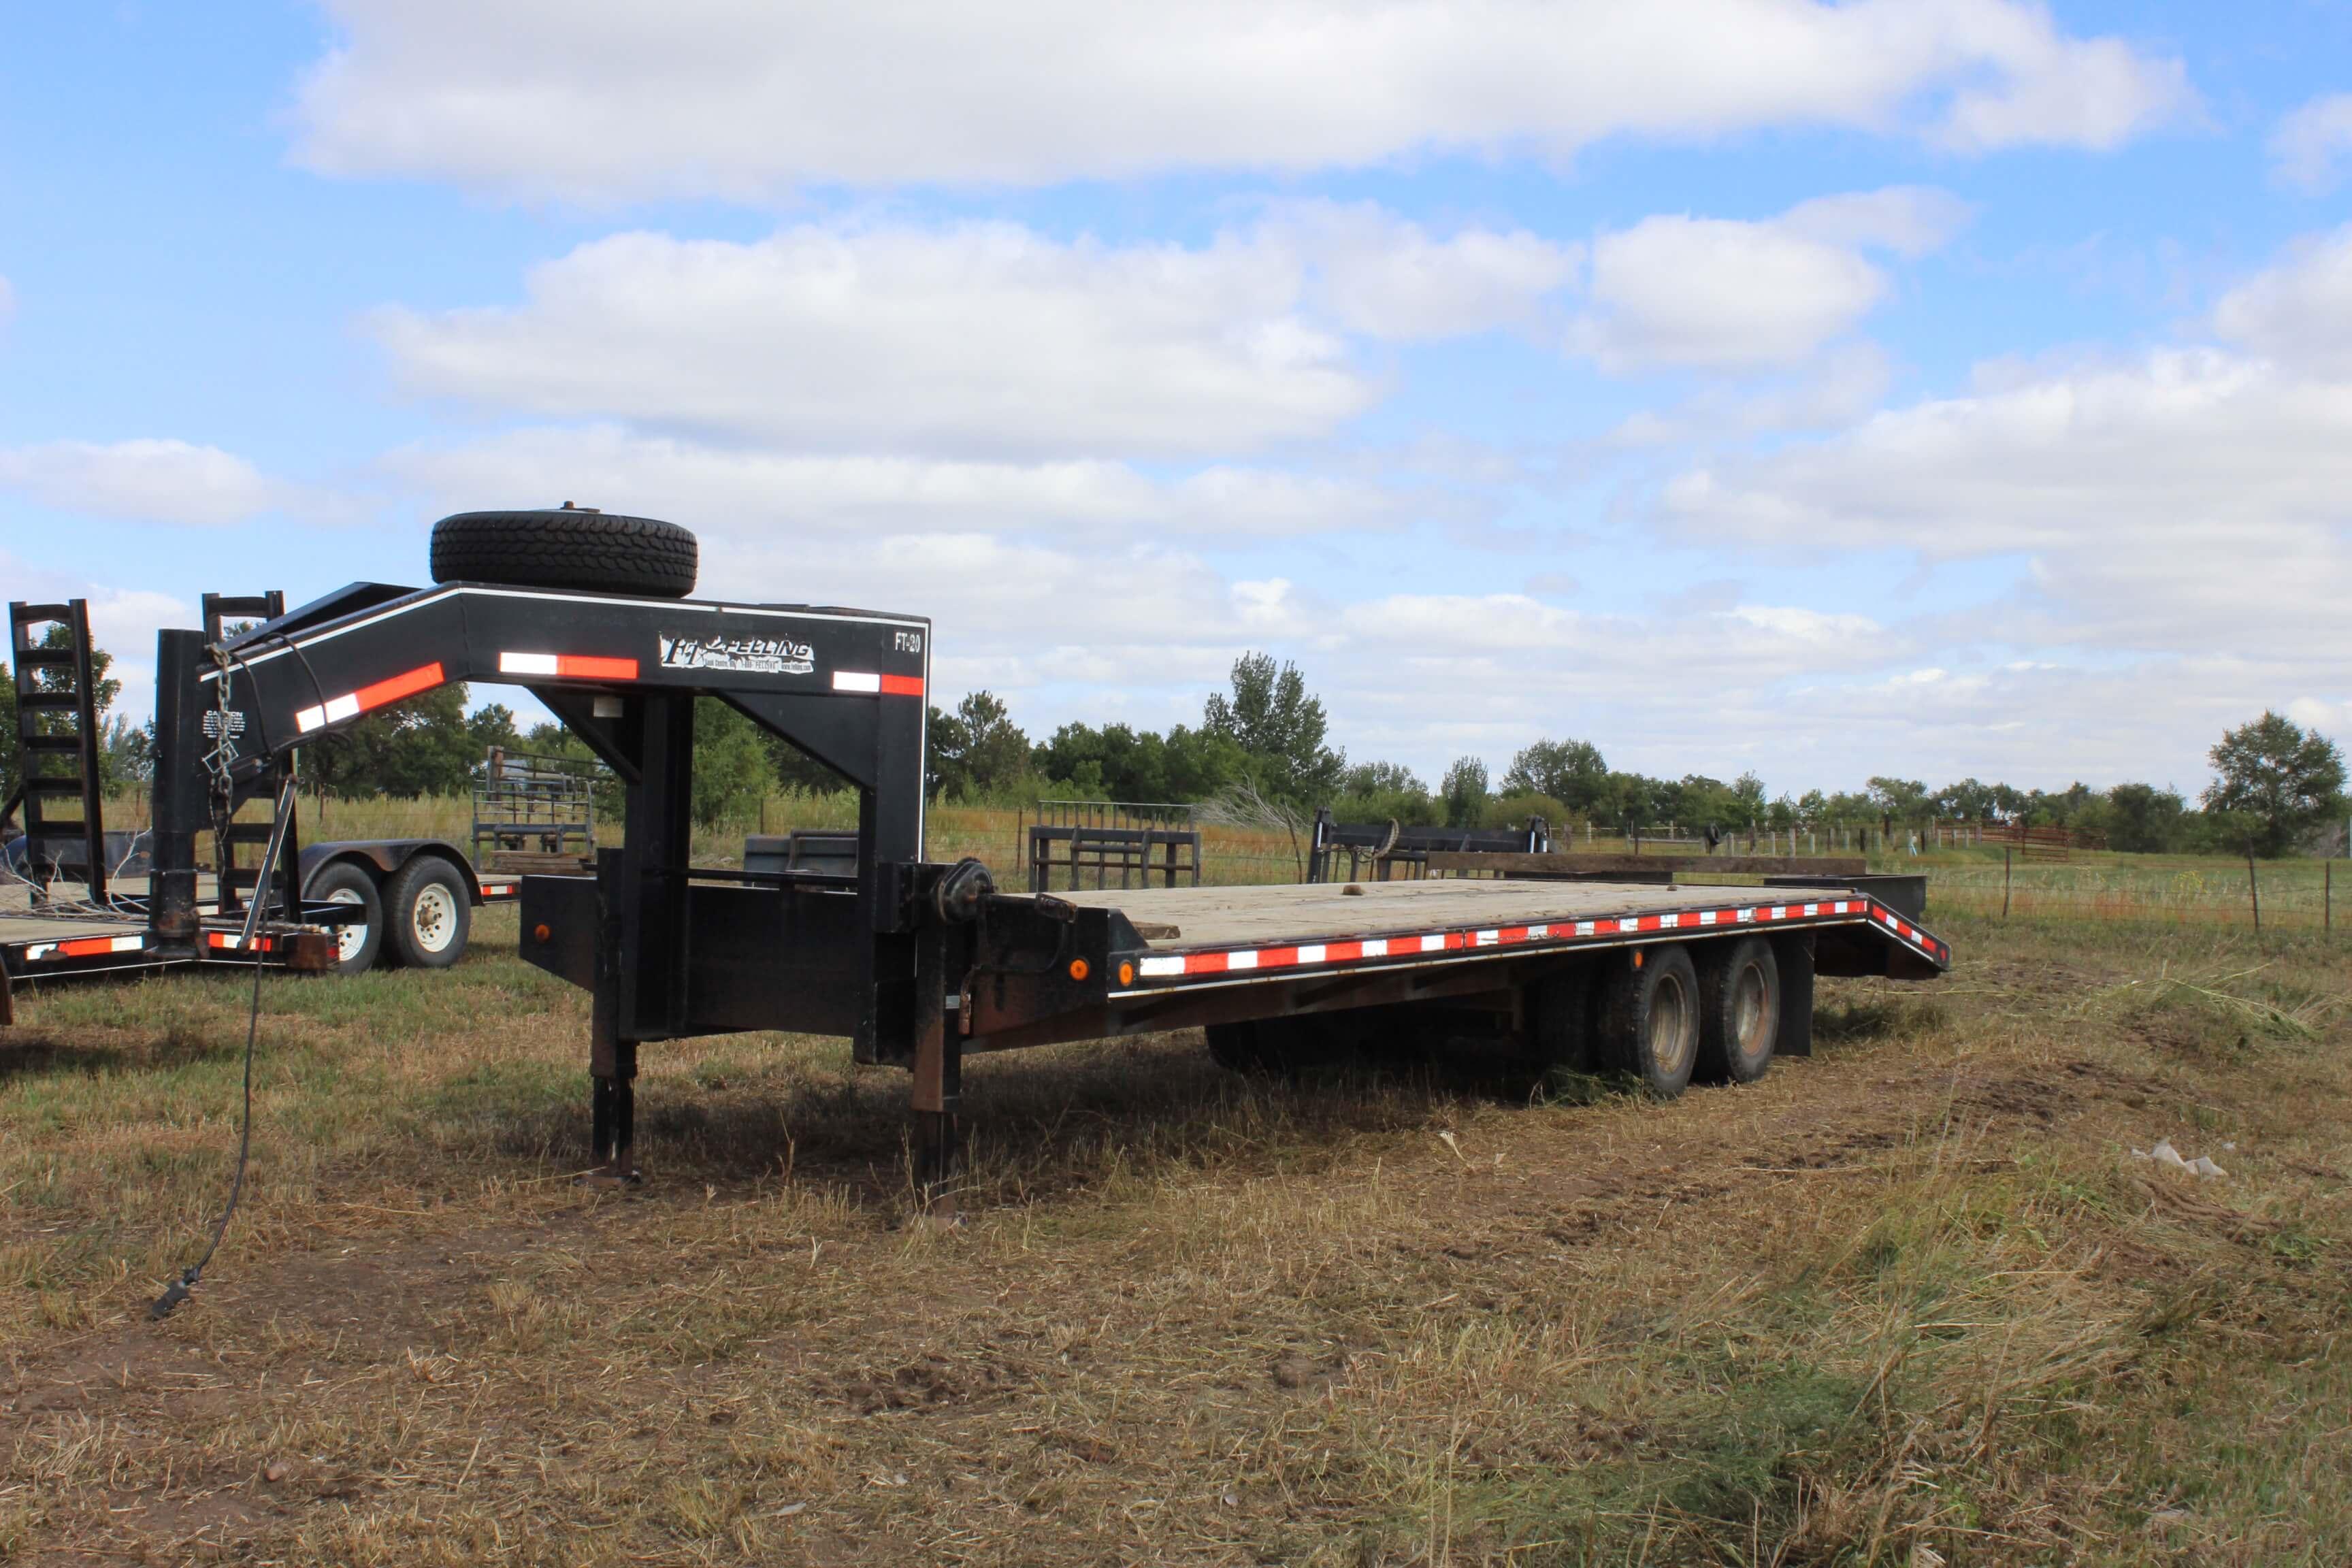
[151,640,307,1321]
[150,932,263,1320]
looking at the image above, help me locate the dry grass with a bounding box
[3,909,2351,1565]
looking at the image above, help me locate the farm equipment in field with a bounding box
[3,508,1951,1206]
[2,593,524,997]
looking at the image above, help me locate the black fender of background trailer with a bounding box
[298,839,483,902]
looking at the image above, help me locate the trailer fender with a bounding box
[299,840,483,904]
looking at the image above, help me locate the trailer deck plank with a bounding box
[1059,877,1865,950]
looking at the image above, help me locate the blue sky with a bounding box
[4,1,2350,800]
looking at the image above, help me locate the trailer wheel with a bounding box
[308,860,384,975]
[1599,946,1699,1098]
[384,855,472,968]
[429,509,698,598]
[1695,936,1779,1084]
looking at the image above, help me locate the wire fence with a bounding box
[69,791,2349,930]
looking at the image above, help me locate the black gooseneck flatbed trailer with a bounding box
[4,510,1951,1203]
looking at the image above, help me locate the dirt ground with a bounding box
[3,910,2349,1565]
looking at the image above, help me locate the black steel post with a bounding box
[148,630,208,950]
[909,921,961,1218]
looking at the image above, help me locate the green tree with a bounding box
[1203,653,1344,805]
[2203,711,2347,856]
[3,626,136,805]
[302,686,518,798]
[691,697,772,826]
[1501,738,1610,812]
[1866,776,1929,822]
[1440,756,1488,828]
[2082,782,2189,853]
[928,690,1030,802]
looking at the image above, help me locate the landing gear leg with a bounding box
[910,928,962,1220]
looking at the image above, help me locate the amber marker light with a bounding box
[534,924,552,943]
[1068,958,1091,981]
[1118,961,1135,985]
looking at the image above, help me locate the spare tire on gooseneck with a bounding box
[429,507,698,598]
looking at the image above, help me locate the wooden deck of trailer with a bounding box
[1060,876,1870,949]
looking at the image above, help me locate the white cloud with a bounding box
[2268,93,2352,193]
[292,0,2191,202]
[389,426,1408,538]
[1270,201,1579,341]
[2211,223,2352,378]
[0,438,295,526]
[1572,189,1966,372]
[1777,186,1974,257]
[373,223,1373,459]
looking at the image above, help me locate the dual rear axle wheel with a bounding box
[1207,935,1784,1098]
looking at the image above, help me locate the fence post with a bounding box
[2003,846,2012,920]
[2247,851,2261,932]
[2326,859,2332,934]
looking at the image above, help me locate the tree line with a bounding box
[7,640,2345,859]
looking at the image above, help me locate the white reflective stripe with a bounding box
[1736,907,1754,921]
[1527,923,1549,938]
[1296,943,1326,964]
[325,693,361,722]
[25,945,52,960]
[1420,934,1446,952]
[1360,938,1388,957]
[1474,929,1499,947]
[295,705,327,732]
[1698,910,1717,926]
[1138,955,1184,977]
[1576,921,1595,935]
[1661,913,1680,929]
[500,651,561,676]
[1770,905,1788,919]
[832,670,882,693]
[1803,902,1819,917]
[1227,949,1260,970]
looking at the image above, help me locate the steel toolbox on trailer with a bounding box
[8,510,1952,1205]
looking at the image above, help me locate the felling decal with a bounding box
[658,633,815,676]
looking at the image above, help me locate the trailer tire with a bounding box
[1599,946,1699,1098]
[308,860,384,975]
[1694,936,1778,1085]
[384,855,471,968]
[429,509,698,598]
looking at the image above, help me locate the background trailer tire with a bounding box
[307,860,384,976]
[383,855,471,969]
[429,508,699,599]
[1600,945,1701,1098]
[1695,936,1780,1084]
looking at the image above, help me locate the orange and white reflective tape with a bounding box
[294,663,445,733]
[830,671,925,696]
[23,933,147,962]
[206,932,276,952]
[1126,896,1945,985]
[497,651,639,681]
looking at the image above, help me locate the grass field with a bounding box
[5,889,2351,1564]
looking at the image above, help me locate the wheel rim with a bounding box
[1732,964,1771,1060]
[1648,973,1693,1076]
[327,887,368,964]
[410,883,459,953]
